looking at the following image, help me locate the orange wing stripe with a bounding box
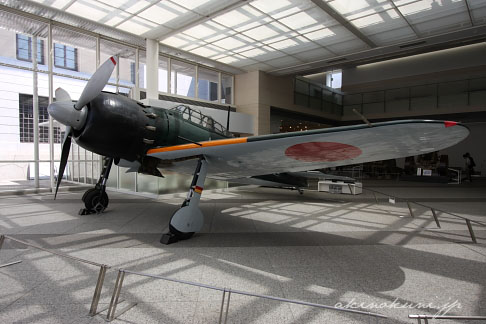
[147,137,248,154]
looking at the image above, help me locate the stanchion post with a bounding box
[89,264,107,316]
[218,289,226,324]
[107,270,126,321]
[466,219,477,243]
[224,289,232,324]
[407,202,414,218]
[107,270,121,320]
[431,208,440,228]
[373,192,378,204]
[347,184,353,195]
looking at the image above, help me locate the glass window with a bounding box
[18,94,61,143]
[130,62,136,84]
[221,74,233,104]
[137,173,159,194]
[171,60,195,98]
[119,167,136,191]
[326,70,342,89]
[54,43,78,71]
[102,41,137,89]
[139,50,146,89]
[16,34,44,64]
[198,67,219,102]
[158,56,168,92]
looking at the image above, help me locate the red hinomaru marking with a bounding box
[110,56,116,65]
[285,142,362,162]
[444,121,457,128]
[194,186,203,194]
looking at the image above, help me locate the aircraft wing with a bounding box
[147,120,469,180]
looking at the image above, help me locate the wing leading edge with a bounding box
[147,120,469,180]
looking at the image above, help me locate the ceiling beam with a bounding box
[153,0,251,41]
[310,0,376,48]
[269,24,486,76]
[0,3,244,75]
[464,0,474,26]
[389,0,421,38]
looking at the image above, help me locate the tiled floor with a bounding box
[0,180,485,323]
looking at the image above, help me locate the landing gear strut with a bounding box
[79,157,113,215]
[161,157,208,244]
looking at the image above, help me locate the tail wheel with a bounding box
[84,189,109,213]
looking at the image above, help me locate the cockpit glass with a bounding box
[170,105,231,137]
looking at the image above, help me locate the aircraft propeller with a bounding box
[48,56,117,198]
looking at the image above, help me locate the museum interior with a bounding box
[0,1,485,323]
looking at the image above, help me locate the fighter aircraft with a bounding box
[48,57,470,244]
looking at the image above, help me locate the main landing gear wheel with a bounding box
[169,224,194,240]
[81,189,109,214]
[160,158,207,245]
[160,219,195,244]
[79,157,113,215]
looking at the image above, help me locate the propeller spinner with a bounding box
[48,56,117,198]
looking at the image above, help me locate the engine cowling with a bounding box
[74,92,155,161]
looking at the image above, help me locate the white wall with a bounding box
[0,63,97,180]
[0,66,47,179]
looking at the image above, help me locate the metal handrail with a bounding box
[362,187,484,243]
[409,314,486,323]
[0,160,62,163]
[363,188,486,227]
[294,75,486,117]
[107,268,387,321]
[410,315,486,319]
[2,235,108,268]
[0,260,22,268]
[0,235,109,316]
[0,234,386,321]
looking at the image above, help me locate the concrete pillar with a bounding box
[32,35,39,188]
[234,71,271,135]
[134,47,140,100]
[48,23,55,191]
[146,39,159,99]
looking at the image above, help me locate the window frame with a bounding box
[19,93,61,144]
[16,34,45,65]
[221,73,233,105]
[54,43,78,71]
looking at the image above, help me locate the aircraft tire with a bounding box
[84,189,109,212]
[169,223,194,240]
[82,188,97,203]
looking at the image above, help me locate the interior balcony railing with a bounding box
[294,76,486,120]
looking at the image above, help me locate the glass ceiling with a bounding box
[25,0,486,73]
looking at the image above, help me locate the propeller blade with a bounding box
[54,129,72,199]
[39,119,66,132]
[55,87,71,102]
[75,56,117,110]
[63,126,72,144]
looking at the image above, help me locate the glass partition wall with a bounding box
[0,9,234,195]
